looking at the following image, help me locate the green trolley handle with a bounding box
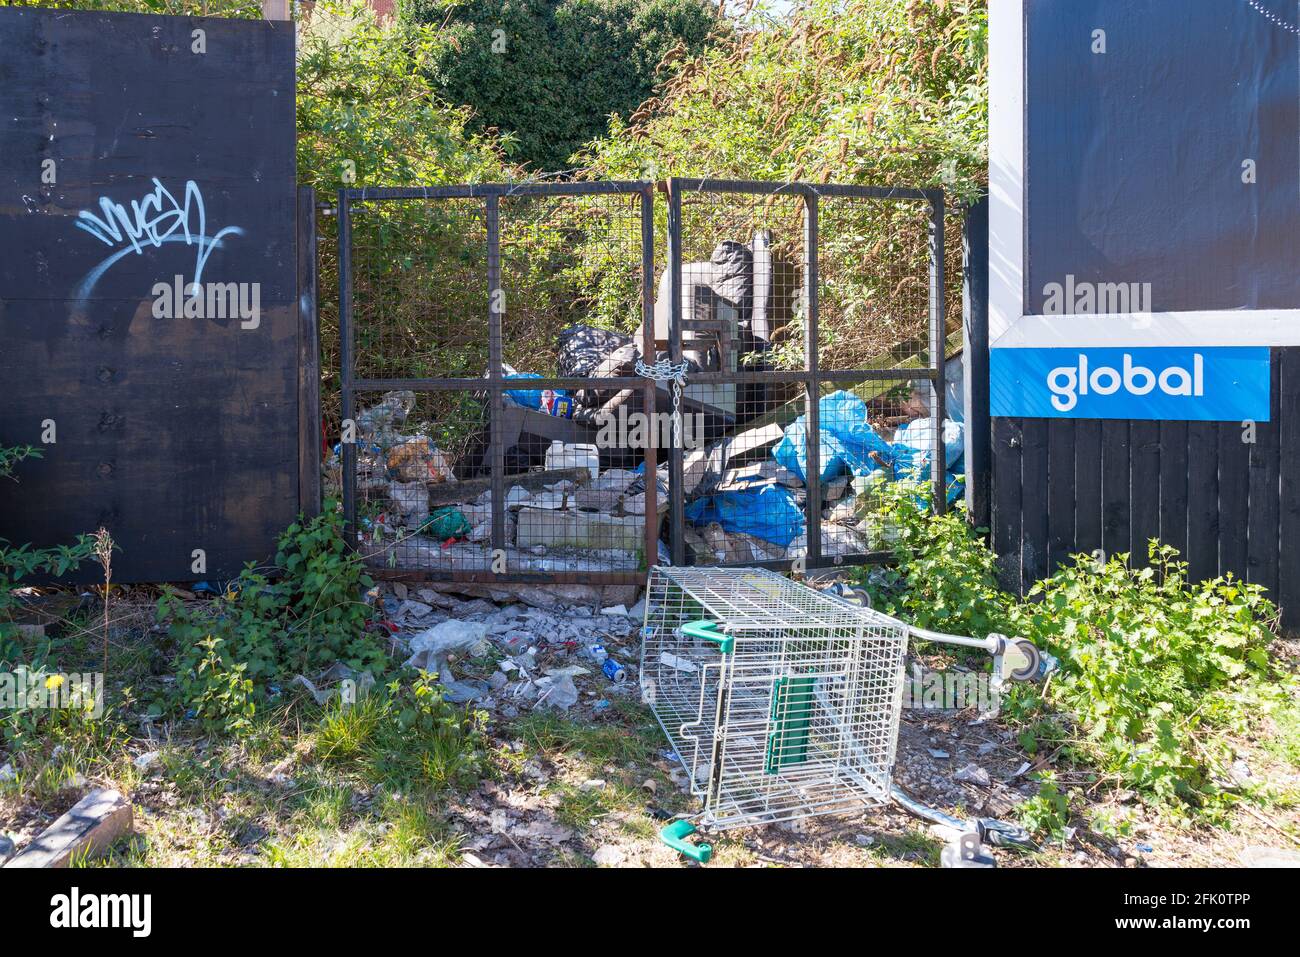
[682,619,733,654]
[659,819,713,863]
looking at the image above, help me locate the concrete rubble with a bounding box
[370,580,645,717]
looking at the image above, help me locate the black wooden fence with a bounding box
[964,201,1300,633]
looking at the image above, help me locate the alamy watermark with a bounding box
[1041,274,1152,316]
[151,274,260,329]
[594,407,706,450]
[0,668,104,719]
[901,663,1002,715]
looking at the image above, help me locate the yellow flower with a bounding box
[45,674,65,691]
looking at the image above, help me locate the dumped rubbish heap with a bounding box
[328,229,964,573]
[358,581,647,716]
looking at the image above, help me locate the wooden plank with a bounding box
[298,187,321,519]
[1100,420,1130,562]
[1246,352,1281,598]
[991,417,1023,594]
[1046,419,1075,573]
[1073,419,1103,561]
[0,9,298,583]
[5,789,131,868]
[1157,420,1189,559]
[1278,348,1300,633]
[1185,421,1220,583]
[1128,420,1161,567]
[426,467,591,508]
[1019,419,1049,588]
[1217,421,1251,580]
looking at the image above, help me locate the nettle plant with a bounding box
[161,503,387,727]
[1006,544,1276,817]
[862,481,1283,822]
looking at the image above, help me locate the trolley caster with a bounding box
[993,635,1058,684]
[659,819,713,864]
[941,831,996,869]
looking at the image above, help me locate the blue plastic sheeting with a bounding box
[773,391,894,482]
[684,484,805,548]
[773,419,853,483]
[893,417,965,474]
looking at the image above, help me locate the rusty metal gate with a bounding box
[334,179,952,584]
[663,179,951,572]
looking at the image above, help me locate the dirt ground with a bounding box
[2,584,1298,869]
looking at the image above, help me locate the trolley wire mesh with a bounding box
[641,566,908,828]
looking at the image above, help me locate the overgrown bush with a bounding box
[576,0,987,363]
[861,482,1288,823]
[160,503,386,724]
[863,478,1011,639]
[1006,545,1277,817]
[400,0,720,172]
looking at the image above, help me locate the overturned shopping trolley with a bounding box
[639,566,1051,865]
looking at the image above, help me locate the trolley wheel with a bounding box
[1009,639,1043,682]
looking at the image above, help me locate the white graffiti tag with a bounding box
[72,178,244,304]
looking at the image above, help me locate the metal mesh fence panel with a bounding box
[336,184,658,584]
[333,179,949,583]
[665,180,950,573]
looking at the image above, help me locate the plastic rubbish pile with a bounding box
[362,582,646,716]
[681,387,965,563]
[326,389,668,574]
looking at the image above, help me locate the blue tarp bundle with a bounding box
[684,484,805,548]
[772,391,895,482]
[891,416,966,480]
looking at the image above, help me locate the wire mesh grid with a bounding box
[666,180,950,572]
[641,566,908,829]
[336,184,659,582]
[334,179,949,583]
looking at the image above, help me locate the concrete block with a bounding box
[515,508,642,553]
[5,788,132,868]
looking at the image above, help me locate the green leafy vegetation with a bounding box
[861,482,1293,827]
[316,674,489,792]
[159,503,386,726]
[0,446,95,664]
[399,0,720,172]
[575,0,986,362]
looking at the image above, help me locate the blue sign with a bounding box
[990,347,1270,421]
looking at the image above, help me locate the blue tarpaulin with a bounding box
[684,485,805,548]
[772,391,895,482]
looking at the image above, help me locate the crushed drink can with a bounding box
[602,657,628,684]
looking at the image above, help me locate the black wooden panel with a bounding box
[1046,418,1075,571]
[991,417,1022,592]
[1246,352,1281,595]
[0,9,297,582]
[1129,421,1161,566]
[1019,419,1049,588]
[1218,421,1251,579]
[1185,422,1220,584]
[1157,420,1189,558]
[1073,419,1102,559]
[1100,421,1130,561]
[1278,350,1300,625]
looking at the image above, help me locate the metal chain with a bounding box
[635,356,690,448]
[1243,0,1300,34]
